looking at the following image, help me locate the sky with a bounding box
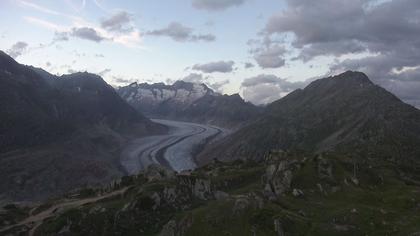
[1,0,420,107]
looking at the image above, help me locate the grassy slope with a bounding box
[2,152,420,236]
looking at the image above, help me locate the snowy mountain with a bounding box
[118,81,216,114]
[117,81,261,127]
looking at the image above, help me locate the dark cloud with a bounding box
[244,62,255,69]
[192,60,235,73]
[248,35,287,68]
[254,45,286,68]
[192,0,247,11]
[146,22,216,42]
[101,11,133,33]
[259,0,420,106]
[71,27,105,42]
[241,74,308,104]
[6,41,28,58]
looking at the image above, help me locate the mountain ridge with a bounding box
[0,51,165,201]
[118,80,261,127]
[197,71,420,165]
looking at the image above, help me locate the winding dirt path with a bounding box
[0,187,129,235]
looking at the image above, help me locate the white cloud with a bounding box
[17,0,61,15]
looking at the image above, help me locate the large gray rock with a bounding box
[262,160,294,199]
[145,164,175,182]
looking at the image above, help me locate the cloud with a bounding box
[254,45,286,69]
[241,74,308,104]
[19,1,141,48]
[101,11,133,33]
[18,0,83,22]
[191,34,216,42]
[181,73,208,83]
[24,16,65,31]
[53,31,69,42]
[180,73,228,93]
[71,27,106,42]
[6,41,28,58]
[244,62,255,69]
[192,0,248,11]
[258,0,420,106]
[209,79,229,93]
[112,76,136,85]
[65,0,86,12]
[17,0,61,15]
[24,14,141,48]
[98,68,111,76]
[192,60,235,73]
[146,22,216,42]
[248,35,287,69]
[67,68,78,74]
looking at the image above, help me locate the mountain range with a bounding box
[2,50,420,235]
[118,81,261,127]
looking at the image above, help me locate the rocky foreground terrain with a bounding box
[1,150,420,235]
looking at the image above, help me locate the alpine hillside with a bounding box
[198,71,420,165]
[0,51,165,202]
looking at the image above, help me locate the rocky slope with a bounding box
[0,51,165,202]
[2,151,420,235]
[179,93,262,127]
[198,71,420,164]
[118,81,261,127]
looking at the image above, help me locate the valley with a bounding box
[2,0,420,234]
[121,119,225,174]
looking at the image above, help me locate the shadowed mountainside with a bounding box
[198,71,420,165]
[0,51,165,201]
